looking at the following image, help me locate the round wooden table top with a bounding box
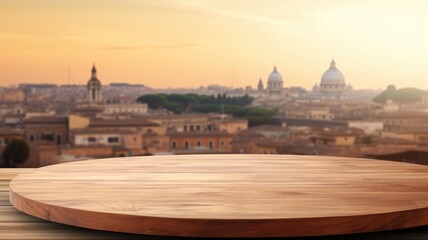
[9,154,428,237]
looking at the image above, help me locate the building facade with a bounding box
[87,64,102,104]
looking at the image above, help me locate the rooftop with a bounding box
[377,111,428,118]
[89,119,159,128]
[25,116,68,124]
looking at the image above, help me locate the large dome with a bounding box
[267,66,283,83]
[321,60,345,84]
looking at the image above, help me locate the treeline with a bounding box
[136,94,274,126]
[374,85,427,104]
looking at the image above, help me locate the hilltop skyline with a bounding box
[1,0,428,89]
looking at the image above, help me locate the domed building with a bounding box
[320,60,346,93]
[346,84,353,91]
[312,83,320,92]
[267,66,284,94]
[87,64,102,104]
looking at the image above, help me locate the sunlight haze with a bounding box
[1,0,428,89]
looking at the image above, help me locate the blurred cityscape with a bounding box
[1,60,428,167]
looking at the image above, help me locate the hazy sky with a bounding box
[1,0,428,89]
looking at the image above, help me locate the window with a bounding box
[220,140,224,146]
[108,137,119,143]
[172,141,177,149]
[56,135,62,145]
[41,132,54,141]
[183,125,188,132]
[208,140,213,148]
[184,141,189,149]
[88,137,97,143]
[196,125,201,131]
[29,135,34,142]
[190,125,194,131]
[196,140,201,147]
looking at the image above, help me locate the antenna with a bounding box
[231,68,234,89]
[68,67,71,85]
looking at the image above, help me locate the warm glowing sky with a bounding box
[1,0,428,89]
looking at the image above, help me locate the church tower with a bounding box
[87,64,102,104]
[257,78,264,91]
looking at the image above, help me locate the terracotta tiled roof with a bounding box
[25,116,68,124]
[89,119,159,128]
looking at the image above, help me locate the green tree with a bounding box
[165,101,185,114]
[373,86,426,104]
[191,103,222,113]
[136,94,167,109]
[2,139,30,168]
[243,107,275,126]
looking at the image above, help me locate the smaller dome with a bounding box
[320,60,345,84]
[267,66,283,83]
[312,84,320,91]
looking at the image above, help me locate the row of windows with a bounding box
[171,140,229,149]
[183,125,214,132]
[385,119,428,124]
[87,137,120,143]
[321,85,345,89]
[28,134,62,145]
[105,108,146,113]
[268,83,283,88]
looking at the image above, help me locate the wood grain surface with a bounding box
[9,154,428,237]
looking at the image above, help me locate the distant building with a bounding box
[285,107,334,120]
[103,103,148,115]
[310,130,358,147]
[0,88,25,103]
[257,78,264,91]
[24,116,69,146]
[72,128,144,156]
[248,66,291,107]
[169,132,234,152]
[312,84,320,92]
[216,119,248,134]
[87,64,102,104]
[320,60,346,93]
[376,111,428,130]
[231,125,290,154]
[348,121,383,135]
[267,66,284,95]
